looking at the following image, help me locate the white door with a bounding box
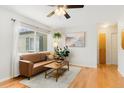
[111,33,117,64]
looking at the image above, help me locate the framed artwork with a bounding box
[65,32,86,47]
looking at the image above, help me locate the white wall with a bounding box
[117,10,124,76]
[47,33,54,51]
[118,22,124,76]
[0,7,51,82]
[63,25,97,68]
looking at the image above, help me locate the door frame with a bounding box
[110,32,118,64]
[97,28,118,65]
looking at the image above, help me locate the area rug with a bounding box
[20,66,80,88]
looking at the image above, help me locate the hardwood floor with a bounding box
[1,64,124,88]
[69,64,124,88]
[0,76,28,88]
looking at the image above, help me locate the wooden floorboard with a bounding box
[69,64,124,88]
[0,64,124,88]
[0,76,28,88]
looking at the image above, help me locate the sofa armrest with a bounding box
[19,60,34,77]
[20,60,33,64]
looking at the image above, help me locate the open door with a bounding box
[99,33,106,64]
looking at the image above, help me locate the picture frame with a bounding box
[65,32,86,47]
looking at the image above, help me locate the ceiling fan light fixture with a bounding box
[47,5,84,19]
[55,7,66,16]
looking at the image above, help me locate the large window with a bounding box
[26,37,34,52]
[18,26,47,53]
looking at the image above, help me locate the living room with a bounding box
[1,5,124,88]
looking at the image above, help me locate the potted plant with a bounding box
[54,46,70,61]
[53,32,62,39]
[53,32,62,48]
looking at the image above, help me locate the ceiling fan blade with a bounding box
[66,5,84,9]
[47,11,55,17]
[64,11,71,19]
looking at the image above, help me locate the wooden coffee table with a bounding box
[44,60,69,82]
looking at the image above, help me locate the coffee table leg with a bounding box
[68,62,69,71]
[45,71,47,78]
[56,69,59,82]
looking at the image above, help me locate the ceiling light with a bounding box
[101,24,110,28]
[55,7,66,16]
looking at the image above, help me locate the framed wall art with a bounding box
[65,32,86,47]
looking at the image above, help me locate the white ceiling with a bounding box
[1,5,124,29]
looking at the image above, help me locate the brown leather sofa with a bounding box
[19,51,54,80]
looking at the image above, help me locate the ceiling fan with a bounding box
[47,5,84,19]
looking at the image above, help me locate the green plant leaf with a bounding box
[53,32,62,39]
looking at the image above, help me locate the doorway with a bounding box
[98,23,118,65]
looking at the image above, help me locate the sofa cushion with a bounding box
[20,53,41,63]
[39,53,47,61]
[33,61,53,68]
[47,54,54,61]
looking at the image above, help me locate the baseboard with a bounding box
[0,77,11,82]
[70,63,97,68]
[0,74,20,83]
[118,68,124,77]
